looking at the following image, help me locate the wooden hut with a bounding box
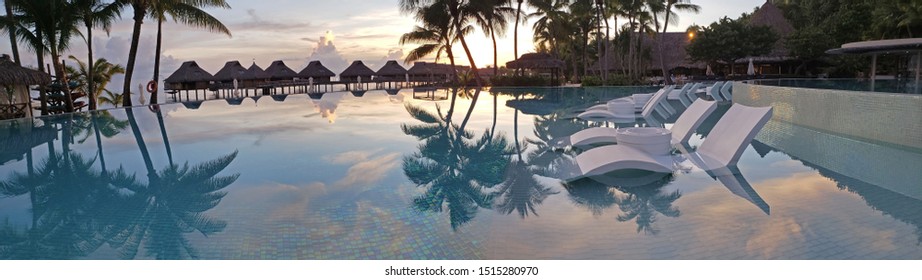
[375,60,408,82]
[212,61,248,84]
[264,60,299,81]
[340,61,375,83]
[240,63,269,88]
[506,53,565,84]
[165,61,214,91]
[407,62,456,83]
[299,61,336,83]
[0,54,50,119]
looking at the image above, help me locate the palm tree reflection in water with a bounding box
[0,110,239,259]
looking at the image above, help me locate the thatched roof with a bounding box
[240,63,269,80]
[264,60,299,80]
[506,53,565,69]
[407,62,458,76]
[340,61,375,78]
[0,54,50,85]
[212,61,248,81]
[749,1,795,58]
[0,122,57,164]
[590,32,706,71]
[375,60,407,76]
[299,61,336,78]
[165,61,214,83]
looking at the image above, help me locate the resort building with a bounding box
[212,61,248,85]
[164,61,214,91]
[299,61,336,83]
[340,61,375,83]
[264,60,300,82]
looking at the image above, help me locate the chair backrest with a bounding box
[669,83,692,99]
[641,85,674,118]
[682,83,704,105]
[710,81,725,101]
[720,81,733,100]
[697,104,773,168]
[670,99,718,144]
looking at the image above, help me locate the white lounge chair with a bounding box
[719,81,733,101]
[578,85,673,121]
[551,99,718,150]
[707,81,726,101]
[667,83,692,100]
[679,83,704,108]
[584,85,675,113]
[707,165,770,214]
[559,104,773,182]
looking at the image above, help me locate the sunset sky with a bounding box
[1,0,766,87]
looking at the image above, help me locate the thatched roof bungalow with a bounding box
[340,61,375,83]
[264,60,299,81]
[165,61,213,91]
[375,60,408,82]
[407,62,461,82]
[212,61,248,83]
[299,61,336,83]
[1,54,50,119]
[506,53,565,84]
[240,63,269,88]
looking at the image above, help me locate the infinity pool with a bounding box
[1,87,920,260]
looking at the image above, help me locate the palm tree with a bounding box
[73,0,122,111]
[119,0,148,107]
[657,0,700,84]
[66,55,125,108]
[613,175,681,235]
[148,0,231,104]
[399,0,482,86]
[3,0,21,65]
[468,0,514,76]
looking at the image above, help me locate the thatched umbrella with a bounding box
[240,63,269,88]
[340,61,375,83]
[264,60,299,81]
[212,61,248,83]
[1,54,50,119]
[299,61,335,83]
[506,53,565,85]
[375,60,407,82]
[165,61,214,91]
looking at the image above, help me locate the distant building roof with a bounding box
[506,53,565,69]
[240,63,269,80]
[376,60,408,77]
[0,54,50,85]
[340,61,376,78]
[165,61,214,83]
[748,0,795,60]
[265,61,299,80]
[212,61,247,81]
[407,62,461,76]
[827,38,922,55]
[299,61,336,78]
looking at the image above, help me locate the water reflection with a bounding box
[0,109,239,259]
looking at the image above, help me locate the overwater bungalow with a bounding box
[165,61,214,92]
[240,62,270,88]
[212,61,248,85]
[375,60,408,82]
[340,61,375,83]
[299,61,336,83]
[0,54,50,119]
[264,60,299,81]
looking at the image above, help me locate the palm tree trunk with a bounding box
[603,2,611,82]
[126,107,157,177]
[123,5,146,107]
[155,109,173,166]
[514,0,523,61]
[35,29,49,115]
[92,112,107,174]
[152,17,163,105]
[4,1,20,65]
[659,7,671,85]
[491,26,498,77]
[50,48,75,112]
[86,21,97,110]
[445,46,459,121]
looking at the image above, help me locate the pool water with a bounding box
[1,87,920,260]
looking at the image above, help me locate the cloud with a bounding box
[233,9,312,31]
[323,150,401,188]
[303,31,349,74]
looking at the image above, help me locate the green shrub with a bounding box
[490,75,559,87]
